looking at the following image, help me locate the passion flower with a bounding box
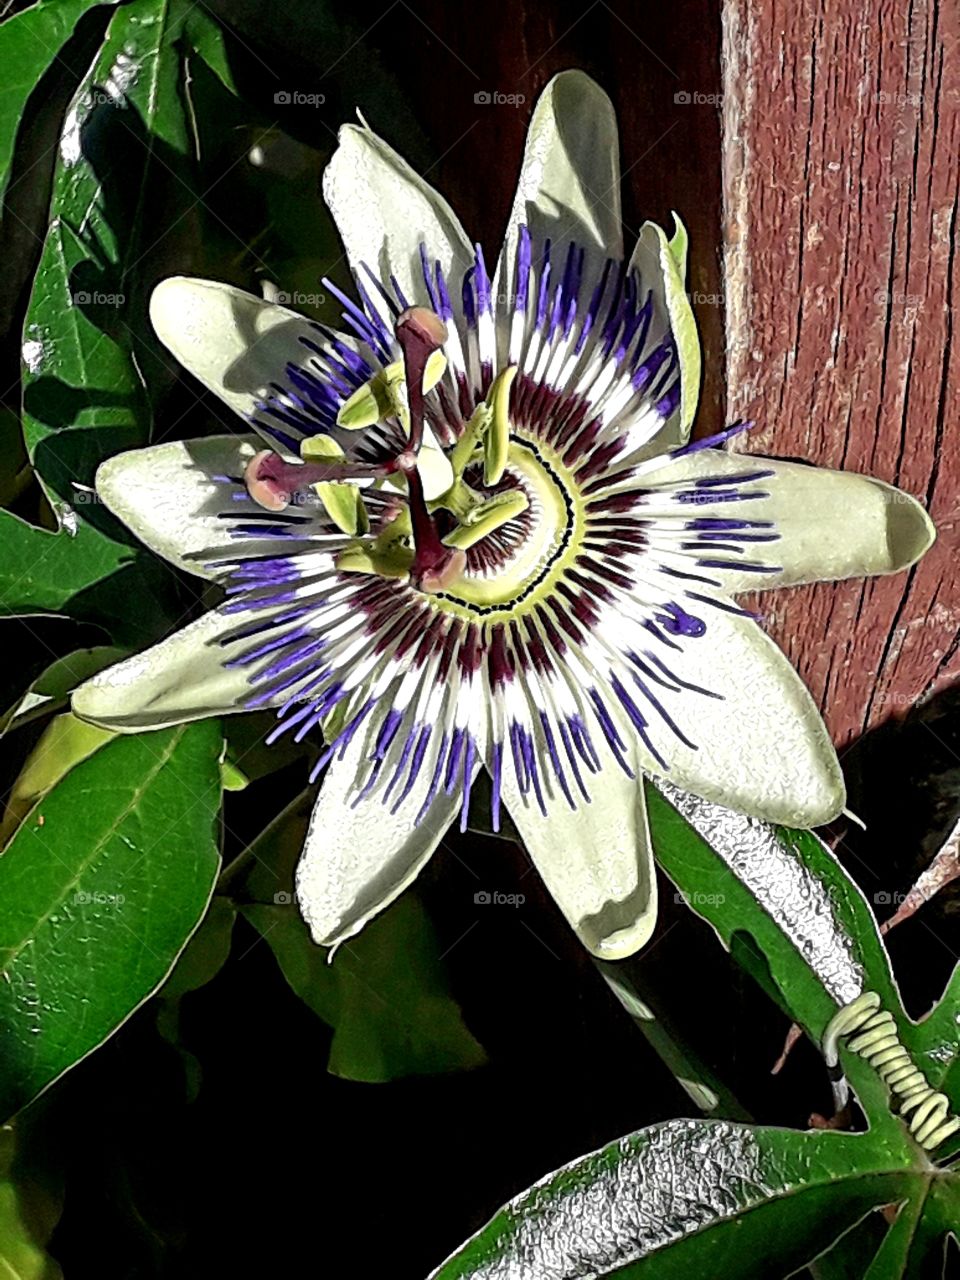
[72,72,934,959]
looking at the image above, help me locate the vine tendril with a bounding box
[823,991,960,1152]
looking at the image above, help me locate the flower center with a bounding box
[428,433,582,620]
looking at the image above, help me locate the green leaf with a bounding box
[158,895,236,1004]
[22,217,150,499]
[647,781,899,1046]
[11,0,201,627]
[431,1119,927,1280]
[183,7,237,95]
[647,783,916,1141]
[228,790,484,1081]
[0,711,114,846]
[0,722,223,1120]
[0,508,170,645]
[818,1175,960,1280]
[155,895,235,1101]
[241,892,486,1083]
[862,1187,941,1280]
[902,960,960,1104]
[1,644,127,734]
[0,0,121,207]
[0,1123,63,1280]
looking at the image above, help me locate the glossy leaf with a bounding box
[0,0,120,205]
[900,960,960,1106]
[647,783,900,1037]
[430,1119,920,1280]
[0,722,222,1120]
[646,784,914,1137]
[11,0,199,627]
[183,7,238,95]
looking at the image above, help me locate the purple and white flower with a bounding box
[72,72,934,959]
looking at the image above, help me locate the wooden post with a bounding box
[721,0,959,749]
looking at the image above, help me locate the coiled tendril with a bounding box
[823,991,960,1152]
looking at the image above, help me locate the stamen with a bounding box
[243,449,391,512]
[483,365,517,485]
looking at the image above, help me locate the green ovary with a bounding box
[431,435,584,619]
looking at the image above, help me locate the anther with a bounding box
[244,449,392,512]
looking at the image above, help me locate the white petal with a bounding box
[496,739,657,960]
[629,218,700,445]
[295,722,479,949]
[323,123,475,316]
[95,435,263,579]
[658,450,935,591]
[498,70,622,298]
[150,277,322,420]
[72,608,290,731]
[626,606,845,826]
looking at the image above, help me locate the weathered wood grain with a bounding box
[721,0,959,749]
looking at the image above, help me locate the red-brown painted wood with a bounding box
[721,0,959,749]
